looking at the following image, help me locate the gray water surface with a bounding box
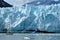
[0,33,60,40]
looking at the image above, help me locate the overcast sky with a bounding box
[4,0,36,7]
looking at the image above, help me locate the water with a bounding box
[0,33,60,40]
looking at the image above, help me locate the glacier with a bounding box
[0,3,60,33]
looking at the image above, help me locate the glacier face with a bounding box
[0,4,60,33]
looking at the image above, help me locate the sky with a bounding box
[4,0,36,7]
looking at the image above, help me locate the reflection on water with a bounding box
[0,34,60,40]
